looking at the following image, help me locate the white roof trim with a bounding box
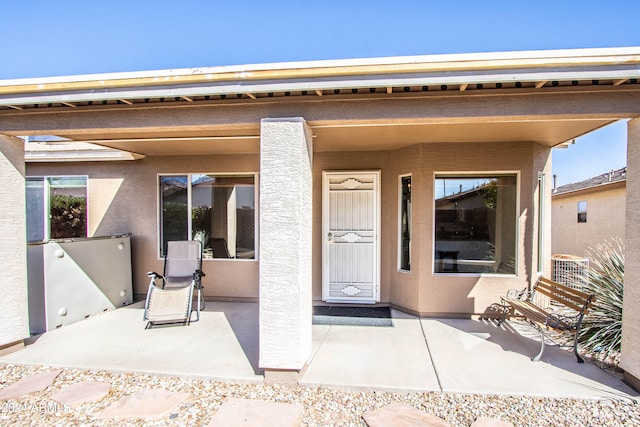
[1,47,638,108]
[25,151,144,162]
[2,46,639,87]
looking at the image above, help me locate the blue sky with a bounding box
[2,0,638,185]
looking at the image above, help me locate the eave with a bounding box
[0,47,638,111]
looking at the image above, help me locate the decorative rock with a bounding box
[207,398,303,426]
[94,389,189,419]
[0,364,639,426]
[363,403,451,427]
[0,369,62,400]
[471,416,515,427]
[51,381,111,405]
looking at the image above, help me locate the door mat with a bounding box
[312,306,393,327]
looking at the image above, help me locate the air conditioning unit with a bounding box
[552,254,589,291]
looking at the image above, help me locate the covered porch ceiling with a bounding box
[42,118,616,156]
[1,47,638,157]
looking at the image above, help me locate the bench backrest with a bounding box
[533,277,595,314]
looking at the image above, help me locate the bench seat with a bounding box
[499,276,595,363]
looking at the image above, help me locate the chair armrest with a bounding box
[147,271,163,279]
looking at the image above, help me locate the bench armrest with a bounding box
[506,288,528,300]
[546,312,580,330]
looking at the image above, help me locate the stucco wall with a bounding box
[389,145,424,312]
[312,151,393,304]
[0,134,29,347]
[28,139,551,316]
[552,185,626,258]
[259,118,313,370]
[411,141,547,315]
[315,141,550,316]
[27,154,260,300]
[622,118,640,383]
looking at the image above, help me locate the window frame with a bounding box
[26,175,89,242]
[432,171,520,277]
[156,172,259,261]
[537,172,546,273]
[398,174,412,273]
[577,200,587,223]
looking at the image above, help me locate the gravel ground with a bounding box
[1,363,639,427]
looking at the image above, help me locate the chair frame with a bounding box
[143,240,205,328]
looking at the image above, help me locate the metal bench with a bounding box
[499,276,595,363]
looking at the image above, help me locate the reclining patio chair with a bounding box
[210,237,231,258]
[143,240,205,328]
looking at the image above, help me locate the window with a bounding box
[537,173,545,273]
[26,176,88,242]
[434,174,517,274]
[399,175,411,271]
[577,201,587,223]
[159,174,256,259]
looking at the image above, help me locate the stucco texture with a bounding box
[622,118,640,380]
[552,184,626,258]
[259,118,313,369]
[27,154,260,301]
[27,139,551,318]
[0,134,29,347]
[314,140,551,316]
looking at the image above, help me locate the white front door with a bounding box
[322,171,380,303]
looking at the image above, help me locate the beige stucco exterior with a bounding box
[2,47,640,378]
[623,118,640,386]
[552,182,626,258]
[312,140,551,316]
[0,135,28,349]
[26,155,261,301]
[26,139,551,317]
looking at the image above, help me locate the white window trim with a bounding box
[27,175,89,241]
[432,170,520,277]
[577,200,588,223]
[398,174,412,273]
[537,172,546,274]
[156,172,259,261]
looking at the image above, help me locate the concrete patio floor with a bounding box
[1,301,637,402]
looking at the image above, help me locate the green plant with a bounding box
[578,238,624,364]
[50,194,87,238]
[162,201,189,242]
[480,179,498,209]
[191,205,212,232]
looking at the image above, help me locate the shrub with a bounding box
[578,238,624,364]
[50,194,87,238]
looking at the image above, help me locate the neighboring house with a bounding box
[552,167,626,258]
[2,47,640,387]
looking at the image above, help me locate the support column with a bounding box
[0,134,28,354]
[259,118,313,379]
[623,118,640,389]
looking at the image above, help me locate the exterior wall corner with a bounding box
[259,118,313,370]
[0,134,29,346]
[621,117,640,379]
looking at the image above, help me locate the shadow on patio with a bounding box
[2,301,262,383]
[1,302,637,402]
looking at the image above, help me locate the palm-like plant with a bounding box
[578,238,624,364]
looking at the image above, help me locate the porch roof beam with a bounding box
[0,65,638,108]
[2,90,639,138]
